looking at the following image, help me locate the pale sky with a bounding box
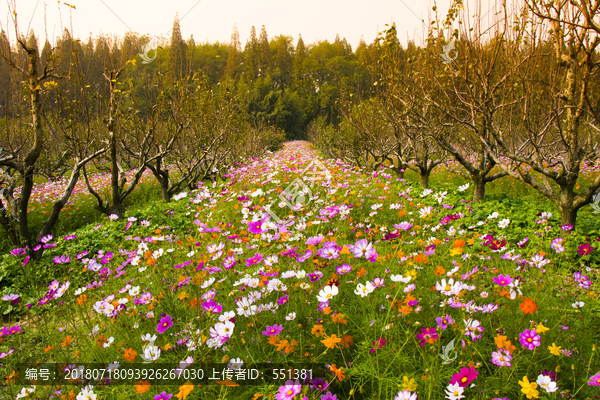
[0,0,500,50]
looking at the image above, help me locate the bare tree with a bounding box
[0,12,105,259]
[478,0,600,226]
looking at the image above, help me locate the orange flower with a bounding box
[96,334,106,347]
[321,334,342,349]
[322,307,332,315]
[434,265,446,276]
[331,313,347,325]
[494,334,517,354]
[61,335,73,348]
[520,298,537,314]
[453,239,466,248]
[357,267,367,278]
[330,364,345,382]
[341,334,354,348]
[123,348,137,361]
[399,305,413,315]
[268,335,280,348]
[175,380,194,399]
[76,294,87,305]
[190,298,199,309]
[135,380,151,393]
[311,324,324,337]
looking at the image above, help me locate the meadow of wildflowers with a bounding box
[1,141,599,400]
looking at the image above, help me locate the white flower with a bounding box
[354,282,375,297]
[108,214,119,221]
[487,212,499,219]
[420,188,434,197]
[571,301,585,308]
[433,191,447,204]
[436,278,462,296]
[444,383,465,400]
[141,333,157,343]
[228,357,244,370]
[419,206,433,218]
[498,218,510,229]
[76,388,97,400]
[536,374,558,392]
[128,286,140,296]
[103,336,114,348]
[390,274,411,283]
[142,345,161,362]
[394,390,417,400]
[316,285,338,303]
[457,183,470,192]
[250,189,264,197]
[286,312,296,321]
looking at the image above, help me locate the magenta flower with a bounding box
[202,301,223,314]
[262,324,283,336]
[276,379,301,400]
[245,253,264,267]
[588,372,600,386]
[450,366,479,387]
[519,328,541,350]
[248,220,264,234]
[577,243,594,256]
[415,327,438,346]
[156,315,173,334]
[153,392,173,400]
[53,255,71,264]
[492,274,513,286]
[370,337,387,353]
[320,392,338,400]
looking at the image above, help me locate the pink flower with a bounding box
[276,379,302,400]
[156,315,173,334]
[153,392,173,400]
[577,243,594,256]
[450,366,478,387]
[519,328,541,350]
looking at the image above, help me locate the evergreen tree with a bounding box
[243,26,259,80]
[258,25,271,76]
[224,24,242,80]
[168,14,188,80]
[0,30,12,117]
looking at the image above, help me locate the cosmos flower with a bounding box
[156,315,173,334]
[450,366,478,387]
[519,329,541,350]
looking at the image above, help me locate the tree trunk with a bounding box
[472,176,485,203]
[420,168,430,189]
[559,184,578,227]
[161,179,171,203]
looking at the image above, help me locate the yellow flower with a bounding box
[519,376,539,399]
[401,376,417,391]
[548,343,562,356]
[535,322,549,334]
